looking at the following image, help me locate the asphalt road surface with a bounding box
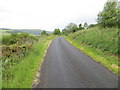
[35,37,118,88]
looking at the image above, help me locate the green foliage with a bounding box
[88,24,97,28]
[2,33,39,70]
[79,24,84,30]
[65,23,79,33]
[2,44,32,66]
[97,0,118,27]
[62,29,68,36]
[118,1,120,28]
[2,33,38,45]
[2,36,55,88]
[67,26,118,55]
[41,30,48,35]
[62,23,80,35]
[53,29,61,35]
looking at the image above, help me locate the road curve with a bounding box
[35,37,118,88]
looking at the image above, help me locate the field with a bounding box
[0,29,52,36]
[66,26,119,75]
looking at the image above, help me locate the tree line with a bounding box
[41,0,119,36]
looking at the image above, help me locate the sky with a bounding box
[0,0,109,31]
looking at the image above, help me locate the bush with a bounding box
[2,33,39,68]
[2,33,38,45]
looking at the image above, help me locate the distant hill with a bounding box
[0,28,52,35]
[16,29,52,35]
[0,28,12,30]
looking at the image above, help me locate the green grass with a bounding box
[2,35,55,88]
[0,62,2,89]
[68,27,118,55]
[0,30,1,88]
[66,26,119,76]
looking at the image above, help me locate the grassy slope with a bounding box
[0,62,1,89]
[2,35,55,88]
[66,26,119,75]
[0,30,2,88]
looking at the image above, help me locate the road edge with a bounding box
[32,39,53,88]
[65,37,119,76]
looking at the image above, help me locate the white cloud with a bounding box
[0,0,108,31]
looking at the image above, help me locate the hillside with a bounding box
[68,26,118,55]
[0,28,52,35]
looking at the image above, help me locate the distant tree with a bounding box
[62,29,68,36]
[65,23,79,33]
[71,25,79,32]
[79,24,82,28]
[88,24,97,28]
[83,22,88,29]
[41,30,47,35]
[53,29,61,35]
[79,23,84,30]
[97,0,118,27]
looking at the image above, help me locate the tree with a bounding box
[65,23,79,33]
[83,22,88,29]
[41,30,47,35]
[79,23,84,30]
[53,29,61,35]
[79,24,82,28]
[62,29,68,36]
[97,0,118,27]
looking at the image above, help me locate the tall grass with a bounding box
[68,26,118,55]
[0,30,2,89]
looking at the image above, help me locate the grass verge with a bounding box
[0,62,1,89]
[2,36,55,88]
[66,37,119,76]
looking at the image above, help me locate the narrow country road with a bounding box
[35,37,118,88]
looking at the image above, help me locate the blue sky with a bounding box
[0,0,109,31]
